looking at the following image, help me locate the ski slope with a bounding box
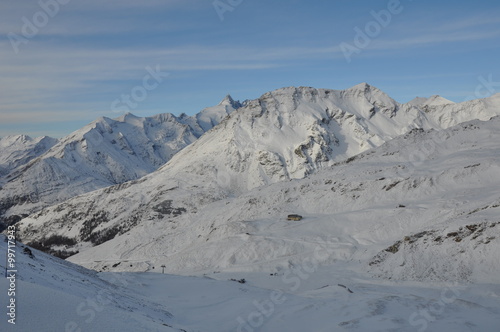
[1,235,499,332]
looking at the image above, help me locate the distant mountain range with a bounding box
[0,95,240,227]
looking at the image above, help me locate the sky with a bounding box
[1,0,500,138]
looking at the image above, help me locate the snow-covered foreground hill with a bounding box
[0,96,239,225]
[1,235,499,332]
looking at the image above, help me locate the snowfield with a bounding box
[1,235,499,331]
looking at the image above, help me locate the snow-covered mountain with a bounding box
[0,97,238,226]
[407,95,455,107]
[3,83,500,331]
[0,135,57,177]
[14,84,500,284]
[5,84,499,229]
[38,116,496,284]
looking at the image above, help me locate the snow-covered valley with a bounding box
[0,232,500,332]
[1,234,499,332]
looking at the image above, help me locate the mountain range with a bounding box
[0,95,240,228]
[1,83,496,283]
[2,83,500,331]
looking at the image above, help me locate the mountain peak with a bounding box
[343,82,398,111]
[0,134,33,143]
[407,95,455,107]
[425,95,454,106]
[219,94,243,109]
[218,94,238,107]
[115,112,141,123]
[406,97,428,106]
[346,82,387,96]
[350,82,372,91]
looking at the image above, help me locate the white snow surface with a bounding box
[1,234,500,332]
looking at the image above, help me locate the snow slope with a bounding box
[0,97,238,224]
[1,235,499,332]
[0,234,178,331]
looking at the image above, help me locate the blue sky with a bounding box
[1,0,500,137]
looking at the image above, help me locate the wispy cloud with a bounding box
[0,110,92,124]
[339,11,500,56]
[431,14,500,32]
[0,40,341,131]
[0,0,206,37]
[371,29,500,51]
[2,1,500,138]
